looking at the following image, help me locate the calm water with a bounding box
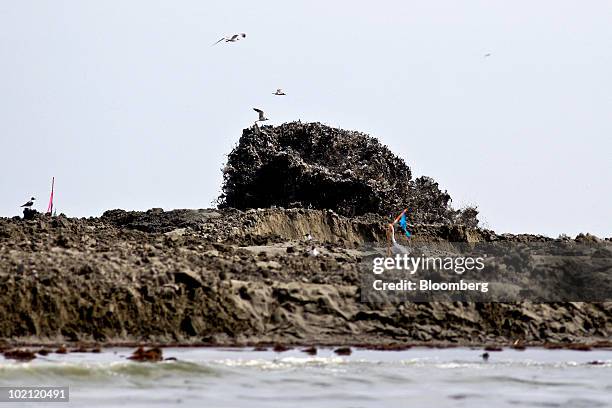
[0,347,610,407]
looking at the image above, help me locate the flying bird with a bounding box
[273,89,286,96]
[253,108,269,122]
[484,53,492,57]
[212,33,247,46]
[20,197,35,208]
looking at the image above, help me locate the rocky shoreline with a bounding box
[0,208,610,348]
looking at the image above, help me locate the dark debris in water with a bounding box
[55,345,68,354]
[3,348,37,361]
[360,344,414,351]
[301,346,317,356]
[273,344,291,353]
[334,347,352,356]
[565,343,592,351]
[128,346,163,362]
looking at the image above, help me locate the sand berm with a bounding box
[0,122,609,348]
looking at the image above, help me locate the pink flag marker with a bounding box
[46,177,54,215]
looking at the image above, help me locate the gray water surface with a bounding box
[0,347,610,407]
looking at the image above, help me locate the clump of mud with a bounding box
[218,122,478,225]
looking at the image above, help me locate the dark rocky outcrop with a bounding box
[219,122,478,225]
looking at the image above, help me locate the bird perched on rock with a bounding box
[253,108,269,123]
[273,88,286,96]
[20,197,35,208]
[212,33,246,46]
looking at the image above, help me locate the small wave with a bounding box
[481,375,582,387]
[506,397,608,408]
[0,360,218,384]
[400,358,611,370]
[211,356,347,370]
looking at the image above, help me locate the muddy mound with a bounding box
[219,122,477,225]
[0,211,610,345]
[101,208,224,233]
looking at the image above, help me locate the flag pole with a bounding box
[46,177,54,215]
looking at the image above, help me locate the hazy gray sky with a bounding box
[0,0,610,237]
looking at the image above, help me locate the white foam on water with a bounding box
[0,348,609,407]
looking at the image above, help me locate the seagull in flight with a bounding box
[484,53,492,57]
[273,89,286,96]
[253,108,269,122]
[20,197,35,208]
[212,33,247,46]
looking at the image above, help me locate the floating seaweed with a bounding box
[334,347,352,356]
[128,346,163,362]
[4,349,36,361]
[301,346,317,356]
